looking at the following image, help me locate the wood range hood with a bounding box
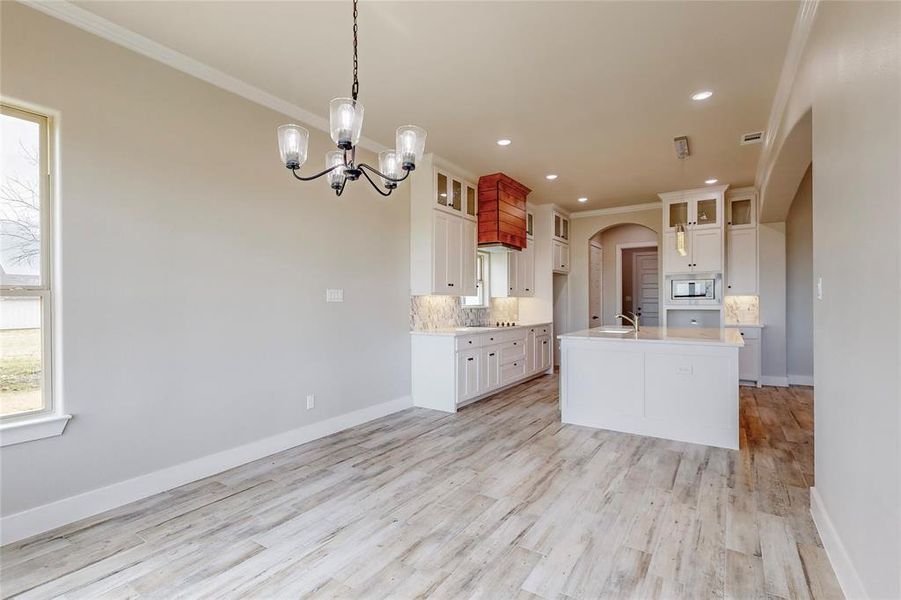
[477,173,531,251]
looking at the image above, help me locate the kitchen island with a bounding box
[558,326,743,449]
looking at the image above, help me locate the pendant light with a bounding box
[276,0,426,196]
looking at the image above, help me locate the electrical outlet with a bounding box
[816,277,823,300]
[326,289,344,303]
[306,394,315,410]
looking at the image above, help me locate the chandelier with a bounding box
[276,0,426,196]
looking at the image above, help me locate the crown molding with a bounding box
[19,0,390,155]
[754,0,819,191]
[570,201,661,219]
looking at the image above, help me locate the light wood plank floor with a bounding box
[1,374,843,599]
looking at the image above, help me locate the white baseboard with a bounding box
[0,395,412,545]
[760,375,789,387]
[788,374,815,386]
[810,487,868,599]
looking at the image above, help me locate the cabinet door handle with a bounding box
[467,357,474,361]
[489,353,495,357]
[513,342,517,345]
[448,283,454,287]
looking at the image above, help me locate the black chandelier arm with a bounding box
[359,166,394,197]
[291,164,343,182]
[357,162,411,183]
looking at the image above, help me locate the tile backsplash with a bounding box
[724,295,760,324]
[410,296,519,330]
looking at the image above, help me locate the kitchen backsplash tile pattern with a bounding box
[724,295,760,324]
[410,296,519,330]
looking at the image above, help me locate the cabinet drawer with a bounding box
[501,360,527,385]
[500,339,527,364]
[455,335,482,350]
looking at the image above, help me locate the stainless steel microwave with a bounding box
[667,275,721,305]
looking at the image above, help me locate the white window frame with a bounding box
[1,102,69,446]
[461,251,490,308]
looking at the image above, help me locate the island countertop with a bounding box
[558,326,743,347]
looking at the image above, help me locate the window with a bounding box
[462,251,490,308]
[1,103,56,430]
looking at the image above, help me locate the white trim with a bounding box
[614,242,658,317]
[788,374,814,386]
[810,487,869,600]
[657,184,729,203]
[760,375,789,387]
[570,202,661,219]
[0,414,71,447]
[19,0,389,155]
[754,0,819,193]
[0,395,411,545]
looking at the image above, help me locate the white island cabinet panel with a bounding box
[559,327,741,449]
[563,347,644,426]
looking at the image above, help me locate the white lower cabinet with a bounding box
[457,348,481,402]
[735,327,762,386]
[411,323,553,413]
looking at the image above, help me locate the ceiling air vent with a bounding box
[740,131,764,145]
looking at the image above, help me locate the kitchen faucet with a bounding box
[615,311,640,333]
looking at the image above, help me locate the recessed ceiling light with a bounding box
[691,90,714,101]
[546,174,558,181]
[497,139,512,146]
[577,197,588,203]
[705,178,718,184]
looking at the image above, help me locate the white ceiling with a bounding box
[72,1,799,211]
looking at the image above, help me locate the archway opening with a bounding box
[587,223,659,327]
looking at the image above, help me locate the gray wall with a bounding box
[758,222,787,382]
[0,3,412,515]
[786,166,813,380]
[758,2,900,596]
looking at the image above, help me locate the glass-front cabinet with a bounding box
[662,189,723,232]
[553,211,570,242]
[435,169,477,220]
[727,191,756,229]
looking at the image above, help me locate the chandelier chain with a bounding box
[352,0,359,101]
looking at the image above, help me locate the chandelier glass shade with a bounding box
[276,0,426,197]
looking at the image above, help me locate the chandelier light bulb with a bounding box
[326,150,347,189]
[330,98,364,149]
[378,151,401,188]
[277,124,309,169]
[396,125,427,170]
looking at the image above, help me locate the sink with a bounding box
[596,327,634,334]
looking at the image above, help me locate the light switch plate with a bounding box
[326,289,344,303]
[816,277,823,300]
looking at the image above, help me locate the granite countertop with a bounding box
[558,326,744,347]
[410,322,552,337]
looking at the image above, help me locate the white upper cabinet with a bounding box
[435,170,478,220]
[410,154,479,295]
[553,240,570,274]
[660,185,727,275]
[553,211,570,242]
[725,187,758,294]
[726,188,757,229]
[662,187,725,233]
[726,228,757,294]
[692,229,723,272]
[490,244,534,298]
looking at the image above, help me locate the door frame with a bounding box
[615,241,658,316]
[588,240,603,326]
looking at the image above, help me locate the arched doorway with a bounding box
[587,223,659,327]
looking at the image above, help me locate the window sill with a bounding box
[1,414,71,447]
